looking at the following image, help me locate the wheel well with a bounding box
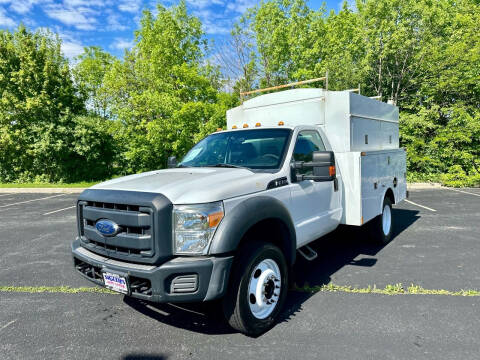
[239,218,295,266]
[385,188,395,204]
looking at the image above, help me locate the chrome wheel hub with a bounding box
[248,258,281,319]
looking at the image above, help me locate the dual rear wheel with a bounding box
[368,196,393,245]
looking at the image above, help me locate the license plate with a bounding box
[102,272,128,294]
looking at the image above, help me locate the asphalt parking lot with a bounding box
[1,188,479,359]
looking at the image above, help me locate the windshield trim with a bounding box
[178,128,293,174]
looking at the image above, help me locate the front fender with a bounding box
[209,196,296,265]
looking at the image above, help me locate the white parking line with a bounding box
[0,194,65,208]
[404,199,437,212]
[443,187,480,198]
[0,320,16,332]
[43,205,76,216]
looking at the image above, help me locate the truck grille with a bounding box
[78,200,155,262]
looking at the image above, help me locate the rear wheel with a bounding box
[368,196,393,245]
[222,241,288,336]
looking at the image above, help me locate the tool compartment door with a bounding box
[360,150,406,224]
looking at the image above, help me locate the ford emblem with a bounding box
[95,219,120,237]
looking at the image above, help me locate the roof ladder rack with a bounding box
[240,72,329,100]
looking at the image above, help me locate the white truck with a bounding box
[72,87,406,336]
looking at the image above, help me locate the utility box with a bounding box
[227,88,405,226]
[227,89,399,154]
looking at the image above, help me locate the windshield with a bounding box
[179,129,292,170]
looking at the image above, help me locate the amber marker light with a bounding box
[208,211,224,228]
[216,128,222,132]
[278,121,284,126]
[329,165,336,177]
[243,124,249,128]
[255,122,261,127]
[232,125,237,129]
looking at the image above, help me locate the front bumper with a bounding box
[71,239,233,303]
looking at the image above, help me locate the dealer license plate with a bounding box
[102,272,128,294]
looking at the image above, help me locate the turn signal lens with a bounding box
[208,211,224,228]
[329,165,336,177]
[243,124,249,128]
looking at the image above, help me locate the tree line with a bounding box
[0,0,478,185]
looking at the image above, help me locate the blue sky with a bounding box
[0,0,344,59]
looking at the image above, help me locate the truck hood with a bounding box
[90,168,277,204]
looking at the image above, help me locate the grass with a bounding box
[1,283,479,297]
[294,283,480,297]
[0,181,98,188]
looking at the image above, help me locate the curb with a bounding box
[407,183,443,190]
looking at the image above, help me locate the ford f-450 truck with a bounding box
[72,87,406,336]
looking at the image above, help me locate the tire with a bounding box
[368,196,393,245]
[222,241,288,336]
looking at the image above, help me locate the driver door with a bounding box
[289,130,340,247]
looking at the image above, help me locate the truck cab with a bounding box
[72,88,406,336]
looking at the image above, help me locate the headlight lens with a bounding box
[173,202,224,254]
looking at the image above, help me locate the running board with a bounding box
[298,245,318,261]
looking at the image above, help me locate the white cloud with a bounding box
[0,6,16,27]
[192,8,232,35]
[106,12,128,31]
[44,3,97,30]
[63,0,106,7]
[62,39,85,58]
[9,0,44,15]
[225,0,257,14]
[118,0,141,13]
[111,37,133,50]
[186,0,224,9]
[57,32,85,58]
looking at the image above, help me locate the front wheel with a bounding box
[368,196,393,245]
[222,241,288,336]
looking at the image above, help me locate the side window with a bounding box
[293,130,326,175]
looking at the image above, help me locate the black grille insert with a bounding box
[130,276,152,296]
[74,258,103,283]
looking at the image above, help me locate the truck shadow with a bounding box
[280,208,420,323]
[123,208,419,336]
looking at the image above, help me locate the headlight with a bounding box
[173,202,224,255]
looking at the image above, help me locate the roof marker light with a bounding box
[216,128,222,132]
[232,125,237,129]
[243,124,249,128]
[255,122,261,127]
[278,121,284,126]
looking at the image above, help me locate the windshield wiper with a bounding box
[208,163,251,170]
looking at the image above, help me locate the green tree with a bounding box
[0,26,84,182]
[102,1,226,173]
[73,46,115,118]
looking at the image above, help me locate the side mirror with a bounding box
[167,156,177,168]
[293,151,336,182]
